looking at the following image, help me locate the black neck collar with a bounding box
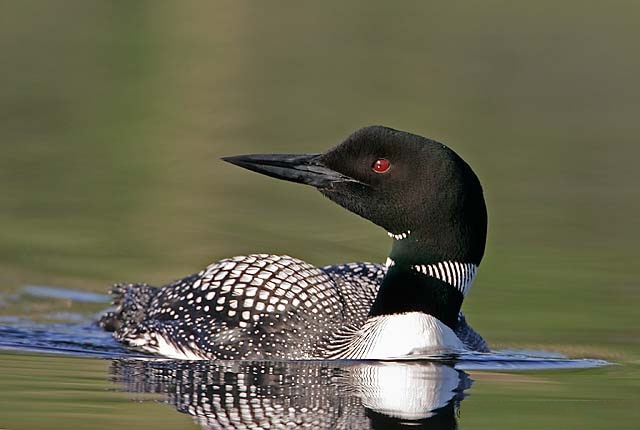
[368,264,464,330]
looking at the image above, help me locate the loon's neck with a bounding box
[386,225,484,267]
[369,237,479,330]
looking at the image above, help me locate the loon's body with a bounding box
[100,126,489,359]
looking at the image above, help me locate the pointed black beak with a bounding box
[222,153,361,188]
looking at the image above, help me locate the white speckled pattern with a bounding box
[104,255,385,360]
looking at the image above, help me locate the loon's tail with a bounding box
[99,283,158,332]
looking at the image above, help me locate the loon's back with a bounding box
[101,255,381,359]
[100,254,487,359]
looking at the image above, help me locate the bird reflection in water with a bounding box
[110,359,471,429]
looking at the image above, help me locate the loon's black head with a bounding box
[223,126,487,266]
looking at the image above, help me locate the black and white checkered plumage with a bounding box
[101,256,382,359]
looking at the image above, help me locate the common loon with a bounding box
[100,126,489,359]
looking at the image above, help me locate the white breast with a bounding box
[330,312,466,360]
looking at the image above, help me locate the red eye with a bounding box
[372,158,390,173]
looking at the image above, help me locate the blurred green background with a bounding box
[0,1,639,428]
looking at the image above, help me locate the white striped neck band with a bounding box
[412,261,477,296]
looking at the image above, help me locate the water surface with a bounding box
[0,310,621,430]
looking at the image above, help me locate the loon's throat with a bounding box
[371,259,478,329]
[387,217,485,268]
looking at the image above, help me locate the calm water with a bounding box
[1,1,639,429]
[0,301,619,429]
